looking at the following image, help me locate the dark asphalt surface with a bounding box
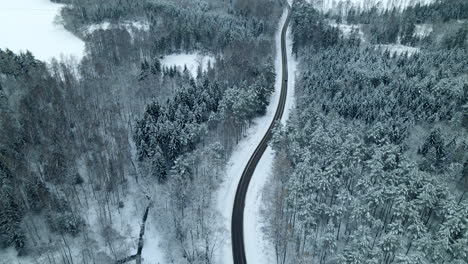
[231,5,292,264]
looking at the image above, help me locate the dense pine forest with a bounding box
[1,0,467,263]
[1,0,282,262]
[265,0,467,263]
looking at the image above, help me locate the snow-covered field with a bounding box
[308,0,435,11]
[161,53,215,78]
[215,7,297,264]
[0,0,85,61]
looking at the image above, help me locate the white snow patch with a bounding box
[215,7,296,264]
[376,44,420,55]
[141,221,165,264]
[87,21,112,33]
[128,21,150,31]
[307,0,435,12]
[0,0,85,62]
[86,20,150,35]
[327,20,365,40]
[414,24,433,38]
[283,22,298,127]
[160,53,215,78]
[329,22,360,36]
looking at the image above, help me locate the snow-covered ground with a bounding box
[215,7,296,264]
[87,21,112,33]
[414,24,433,38]
[77,177,165,264]
[327,20,366,41]
[308,0,434,11]
[87,21,150,34]
[0,248,33,264]
[80,175,166,264]
[160,53,215,78]
[0,0,85,62]
[0,157,165,264]
[329,21,361,36]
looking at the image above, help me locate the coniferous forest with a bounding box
[1,0,467,263]
[265,1,467,263]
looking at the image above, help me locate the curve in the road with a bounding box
[231,4,292,264]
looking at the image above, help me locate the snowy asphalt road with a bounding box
[231,4,291,264]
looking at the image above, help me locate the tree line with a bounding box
[329,0,468,45]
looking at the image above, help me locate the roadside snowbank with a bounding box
[244,8,297,264]
[215,7,296,264]
[160,53,215,78]
[0,0,85,62]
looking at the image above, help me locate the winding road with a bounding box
[231,4,292,264]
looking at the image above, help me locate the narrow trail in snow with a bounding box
[231,4,291,264]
